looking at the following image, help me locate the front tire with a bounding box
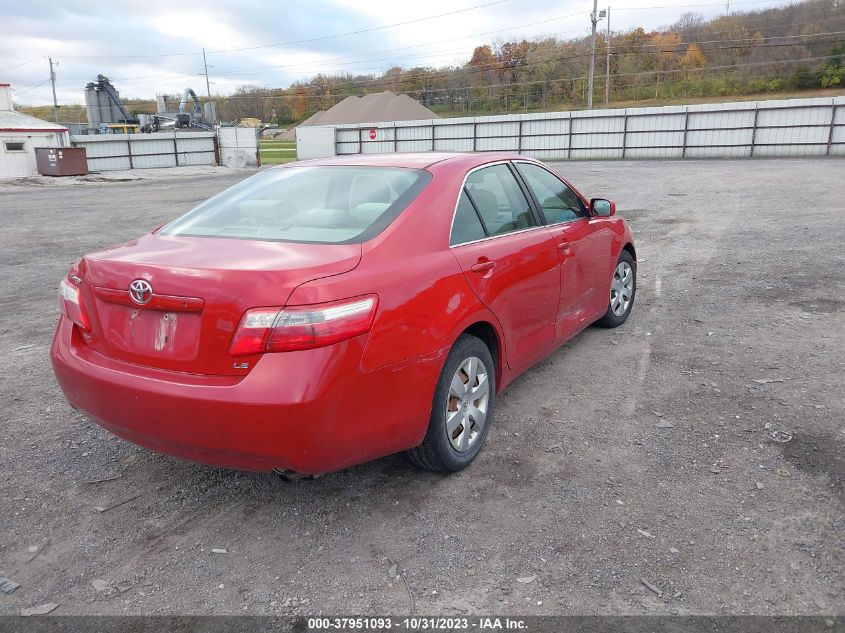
[408,334,495,472]
[597,250,636,328]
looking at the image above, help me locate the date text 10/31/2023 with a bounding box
[307,617,528,630]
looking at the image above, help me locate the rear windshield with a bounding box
[159,166,431,244]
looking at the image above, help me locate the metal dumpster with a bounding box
[35,147,88,176]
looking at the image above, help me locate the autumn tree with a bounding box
[650,32,682,99]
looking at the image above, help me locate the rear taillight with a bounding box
[229,295,378,356]
[58,277,90,331]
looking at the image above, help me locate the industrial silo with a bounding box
[84,82,100,130]
[203,101,217,125]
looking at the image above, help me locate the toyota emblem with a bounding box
[129,279,153,305]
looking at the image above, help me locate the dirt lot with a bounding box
[0,159,842,617]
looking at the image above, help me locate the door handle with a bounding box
[558,242,572,256]
[471,261,496,274]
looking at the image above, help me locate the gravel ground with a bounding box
[0,165,250,192]
[0,158,842,617]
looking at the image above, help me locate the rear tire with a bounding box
[408,334,495,472]
[597,250,636,328]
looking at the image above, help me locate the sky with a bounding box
[1,0,797,108]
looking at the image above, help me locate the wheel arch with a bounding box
[622,241,637,263]
[460,321,503,393]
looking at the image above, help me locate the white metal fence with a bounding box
[70,131,217,171]
[217,127,260,168]
[297,95,845,161]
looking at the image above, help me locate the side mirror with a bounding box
[590,198,615,217]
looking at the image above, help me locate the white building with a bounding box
[0,83,70,178]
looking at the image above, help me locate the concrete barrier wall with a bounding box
[297,95,845,161]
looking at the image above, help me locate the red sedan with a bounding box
[51,153,636,475]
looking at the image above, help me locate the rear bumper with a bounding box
[50,317,444,473]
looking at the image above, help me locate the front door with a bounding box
[513,161,614,340]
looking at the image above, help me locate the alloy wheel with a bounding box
[610,261,634,317]
[446,356,490,452]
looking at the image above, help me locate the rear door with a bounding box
[449,163,560,368]
[514,161,614,340]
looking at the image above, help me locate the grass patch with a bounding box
[260,140,297,165]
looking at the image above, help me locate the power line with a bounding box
[205,0,515,54]
[208,11,587,73]
[613,0,791,10]
[469,54,844,86]
[84,17,842,89]
[11,77,51,96]
[57,50,202,60]
[53,0,514,59]
[70,26,845,99]
[0,56,45,73]
[50,0,796,62]
[295,64,841,104]
[207,54,841,103]
[207,33,845,96]
[71,11,590,83]
[666,12,845,38]
[618,30,845,50]
[196,6,844,76]
[191,14,845,80]
[200,30,845,97]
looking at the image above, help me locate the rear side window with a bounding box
[450,191,487,246]
[464,164,536,237]
[159,166,431,244]
[515,162,586,223]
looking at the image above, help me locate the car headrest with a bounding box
[239,200,297,225]
[302,208,345,228]
[351,176,392,208]
[541,196,566,209]
[469,189,499,226]
[353,203,391,225]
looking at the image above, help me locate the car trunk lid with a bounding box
[77,233,361,376]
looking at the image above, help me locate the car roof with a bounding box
[285,152,532,170]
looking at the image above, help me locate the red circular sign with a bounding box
[368,129,376,140]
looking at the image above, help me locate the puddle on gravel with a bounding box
[780,432,844,503]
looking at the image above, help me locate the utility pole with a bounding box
[202,48,211,98]
[605,6,611,106]
[587,0,598,109]
[49,57,59,123]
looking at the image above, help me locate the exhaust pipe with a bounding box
[273,468,321,481]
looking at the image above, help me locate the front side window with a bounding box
[159,166,431,244]
[515,162,586,224]
[464,164,536,237]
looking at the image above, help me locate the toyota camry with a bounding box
[51,152,636,475]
